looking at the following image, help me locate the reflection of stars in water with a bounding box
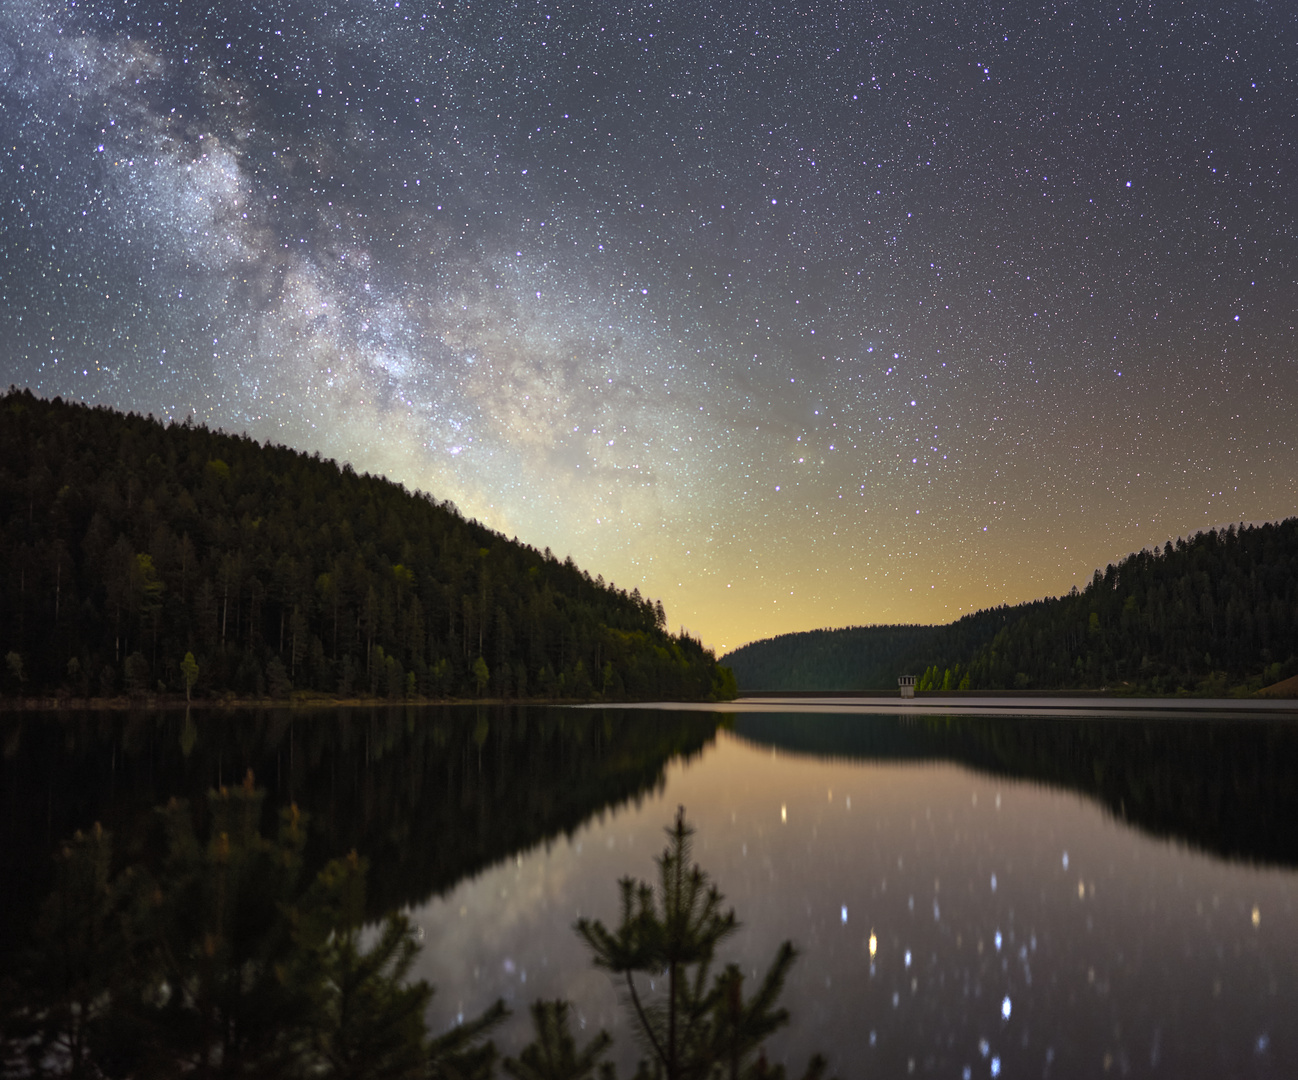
[4,0,1298,648]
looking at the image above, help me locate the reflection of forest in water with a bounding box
[732,711,1298,867]
[0,706,728,1077]
[6,706,1298,955]
[0,706,723,969]
[5,705,1298,1074]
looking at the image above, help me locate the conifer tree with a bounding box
[180,650,199,702]
[575,808,828,1080]
[290,852,434,1080]
[503,1000,614,1080]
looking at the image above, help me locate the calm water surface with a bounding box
[416,716,1297,1077]
[2,705,1296,1077]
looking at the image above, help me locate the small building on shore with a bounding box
[899,675,916,699]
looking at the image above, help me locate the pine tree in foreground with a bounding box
[1,792,831,1079]
[502,1000,614,1080]
[574,808,829,1080]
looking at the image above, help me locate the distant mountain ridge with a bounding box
[0,389,736,701]
[726,518,1298,695]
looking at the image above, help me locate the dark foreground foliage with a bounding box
[0,774,508,1080]
[0,783,825,1080]
[575,808,827,1080]
[0,389,735,702]
[726,518,1298,694]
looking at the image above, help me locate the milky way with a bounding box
[3,0,1297,649]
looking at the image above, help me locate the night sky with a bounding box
[3,0,1296,651]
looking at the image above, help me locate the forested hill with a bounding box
[0,390,735,701]
[726,518,1298,694]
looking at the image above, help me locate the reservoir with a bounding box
[2,704,1295,1076]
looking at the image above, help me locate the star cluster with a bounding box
[3,0,1296,649]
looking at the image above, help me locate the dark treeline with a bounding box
[726,518,1298,694]
[0,390,735,701]
[721,622,994,692]
[732,711,1298,869]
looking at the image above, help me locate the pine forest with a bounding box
[726,517,1298,695]
[0,390,736,702]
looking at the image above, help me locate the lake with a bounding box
[2,703,1296,1077]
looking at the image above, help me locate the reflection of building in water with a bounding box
[898,675,916,698]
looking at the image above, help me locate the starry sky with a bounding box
[3,0,1297,652]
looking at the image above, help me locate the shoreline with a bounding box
[605,694,1298,718]
[4,691,1294,717]
[734,687,1289,699]
[0,693,690,712]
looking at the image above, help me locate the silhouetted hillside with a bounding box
[0,390,735,701]
[726,520,1298,694]
[720,624,935,691]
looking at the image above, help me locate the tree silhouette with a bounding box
[575,808,827,1080]
[503,1001,614,1080]
[0,773,506,1079]
[473,657,491,697]
[180,651,199,702]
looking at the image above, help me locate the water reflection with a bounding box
[3,707,1297,1075]
[0,706,720,971]
[732,710,1298,867]
[408,715,1297,1076]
